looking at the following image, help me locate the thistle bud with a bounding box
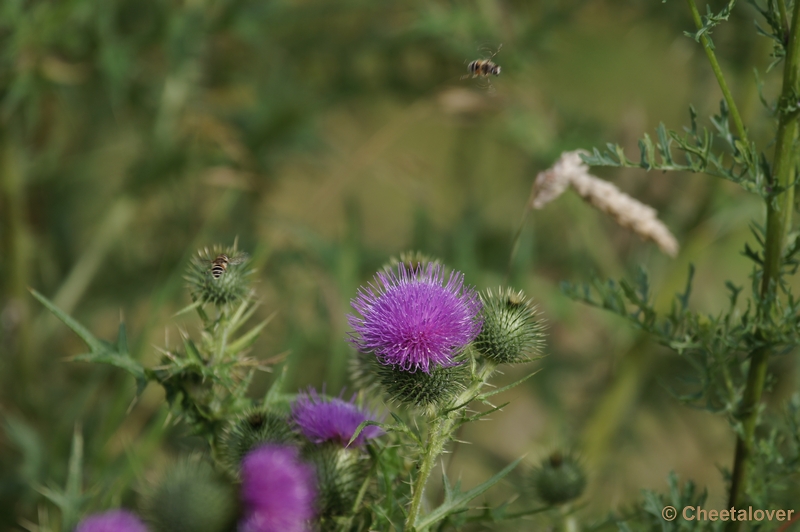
[529,452,586,505]
[473,288,546,365]
[142,456,238,532]
[219,408,296,472]
[185,245,252,306]
[302,442,371,528]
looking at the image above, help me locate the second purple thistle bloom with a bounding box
[348,263,483,374]
[292,389,383,447]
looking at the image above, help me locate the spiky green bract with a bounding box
[381,250,441,273]
[529,452,586,506]
[186,245,252,306]
[302,442,371,531]
[372,354,471,410]
[474,288,546,365]
[142,456,238,532]
[219,408,297,473]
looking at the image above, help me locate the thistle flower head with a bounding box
[473,287,546,364]
[240,445,316,532]
[348,263,482,374]
[292,389,382,447]
[75,510,149,532]
[142,456,238,532]
[185,244,252,306]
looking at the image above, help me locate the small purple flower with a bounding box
[292,389,383,447]
[240,445,316,532]
[75,509,149,532]
[348,263,482,373]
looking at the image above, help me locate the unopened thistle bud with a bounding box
[473,288,546,365]
[529,452,586,505]
[220,408,296,472]
[142,456,238,532]
[185,245,252,306]
[302,442,371,529]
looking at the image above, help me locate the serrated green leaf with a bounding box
[30,289,105,353]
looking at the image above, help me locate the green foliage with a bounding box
[571,0,800,526]
[599,473,717,532]
[745,393,800,507]
[751,0,791,70]
[684,0,737,44]
[561,253,800,416]
[581,102,767,196]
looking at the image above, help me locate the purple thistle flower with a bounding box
[348,263,483,373]
[240,445,316,532]
[292,389,383,447]
[75,509,149,532]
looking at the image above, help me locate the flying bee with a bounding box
[462,44,503,81]
[209,252,248,279]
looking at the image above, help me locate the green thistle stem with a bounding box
[726,0,800,517]
[406,361,496,530]
[406,413,453,530]
[686,0,749,145]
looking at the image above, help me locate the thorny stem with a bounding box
[407,413,452,530]
[406,362,497,530]
[686,0,749,145]
[725,0,800,519]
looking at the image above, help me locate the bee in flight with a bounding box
[209,252,248,279]
[463,43,503,80]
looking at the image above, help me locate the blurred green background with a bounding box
[0,0,792,529]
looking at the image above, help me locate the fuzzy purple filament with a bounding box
[348,263,482,373]
[240,445,316,532]
[292,389,383,447]
[75,509,149,532]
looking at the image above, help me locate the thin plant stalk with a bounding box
[686,0,749,145]
[725,0,800,515]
